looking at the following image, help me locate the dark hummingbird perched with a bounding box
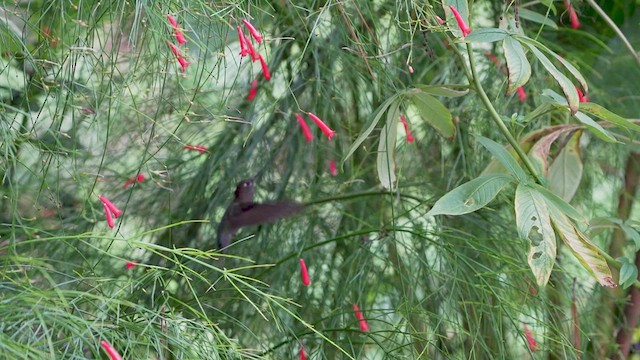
[217,178,304,251]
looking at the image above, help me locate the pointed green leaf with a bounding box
[515,184,557,286]
[477,136,529,182]
[409,92,455,138]
[503,36,531,94]
[413,85,469,97]
[549,130,583,202]
[548,206,616,287]
[573,111,617,143]
[579,102,640,132]
[427,174,513,216]
[377,101,400,189]
[525,44,579,114]
[518,36,588,94]
[542,89,617,143]
[619,260,638,289]
[517,8,558,29]
[531,183,584,222]
[344,94,400,162]
[465,28,509,43]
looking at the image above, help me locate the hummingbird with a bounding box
[217,178,304,251]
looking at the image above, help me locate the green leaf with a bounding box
[376,101,400,190]
[344,94,399,162]
[515,184,557,286]
[517,8,558,29]
[573,111,617,143]
[518,36,588,94]
[549,207,616,287]
[619,260,637,289]
[408,92,455,138]
[532,183,585,222]
[503,36,531,94]
[620,224,640,250]
[542,89,617,143]
[579,102,640,132]
[525,44,579,114]
[413,85,469,98]
[426,174,513,216]
[548,130,583,202]
[465,28,509,43]
[476,136,529,182]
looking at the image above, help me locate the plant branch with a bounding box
[465,44,544,184]
[584,0,640,67]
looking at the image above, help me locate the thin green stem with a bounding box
[585,0,640,67]
[465,44,544,184]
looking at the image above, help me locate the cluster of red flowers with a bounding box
[237,18,270,103]
[167,15,190,72]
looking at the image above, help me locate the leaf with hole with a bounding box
[515,184,557,286]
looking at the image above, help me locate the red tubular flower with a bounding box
[184,144,208,153]
[524,325,539,352]
[103,203,115,228]
[136,174,145,182]
[353,303,370,332]
[247,79,259,101]
[242,19,263,44]
[399,114,414,143]
[565,1,581,29]
[99,196,122,218]
[168,42,180,57]
[516,87,527,102]
[100,340,123,360]
[167,15,178,27]
[295,114,313,142]
[237,26,249,57]
[436,16,445,25]
[245,35,259,62]
[258,54,271,81]
[308,113,335,141]
[125,261,137,269]
[167,15,187,44]
[177,57,190,72]
[449,5,472,37]
[299,346,307,360]
[168,42,189,72]
[576,86,589,103]
[124,174,145,188]
[329,160,338,176]
[299,258,310,286]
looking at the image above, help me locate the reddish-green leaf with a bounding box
[548,130,583,202]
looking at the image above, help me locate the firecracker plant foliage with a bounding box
[1,0,639,359]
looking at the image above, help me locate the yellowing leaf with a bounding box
[515,184,557,286]
[549,130,583,202]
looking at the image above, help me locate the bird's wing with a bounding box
[226,201,305,229]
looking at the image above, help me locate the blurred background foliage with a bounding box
[0,0,639,359]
